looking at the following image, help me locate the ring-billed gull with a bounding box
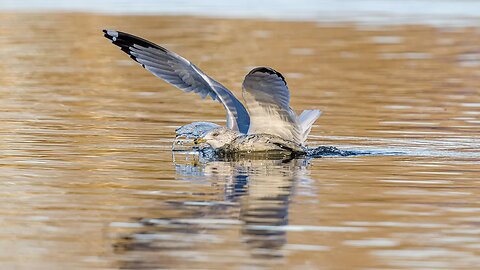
[103,30,321,155]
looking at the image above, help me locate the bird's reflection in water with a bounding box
[236,158,301,258]
[113,152,312,268]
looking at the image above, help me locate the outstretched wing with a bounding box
[103,30,250,134]
[242,67,302,144]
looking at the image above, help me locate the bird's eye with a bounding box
[212,132,220,137]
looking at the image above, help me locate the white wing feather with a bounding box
[297,110,322,144]
[242,67,302,144]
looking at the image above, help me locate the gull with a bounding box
[103,30,321,154]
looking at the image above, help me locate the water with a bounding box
[0,12,479,270]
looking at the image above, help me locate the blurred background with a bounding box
[2,0,480,26]
[1,1,480,270]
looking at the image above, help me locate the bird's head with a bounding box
[195,127,240,149]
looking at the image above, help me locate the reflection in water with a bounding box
[237,158,302,258]
[113,153,310,268]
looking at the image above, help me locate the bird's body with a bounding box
[222,134,305,154]
[103,30,321,155]
[195,127,304,155]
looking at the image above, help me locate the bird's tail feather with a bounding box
[297,110,322,144]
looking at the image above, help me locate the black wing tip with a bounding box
[102,29,169,54]
[248,67,286,84]
[102,29,118,40]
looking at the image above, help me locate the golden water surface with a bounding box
[0,13,479,270]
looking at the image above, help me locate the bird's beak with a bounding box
[194,138,207,144]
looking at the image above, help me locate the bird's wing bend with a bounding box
[103,29,250,134]
[242,67,302,144]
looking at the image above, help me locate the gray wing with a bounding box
[103,30,250,134]
[242,67,302,144]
